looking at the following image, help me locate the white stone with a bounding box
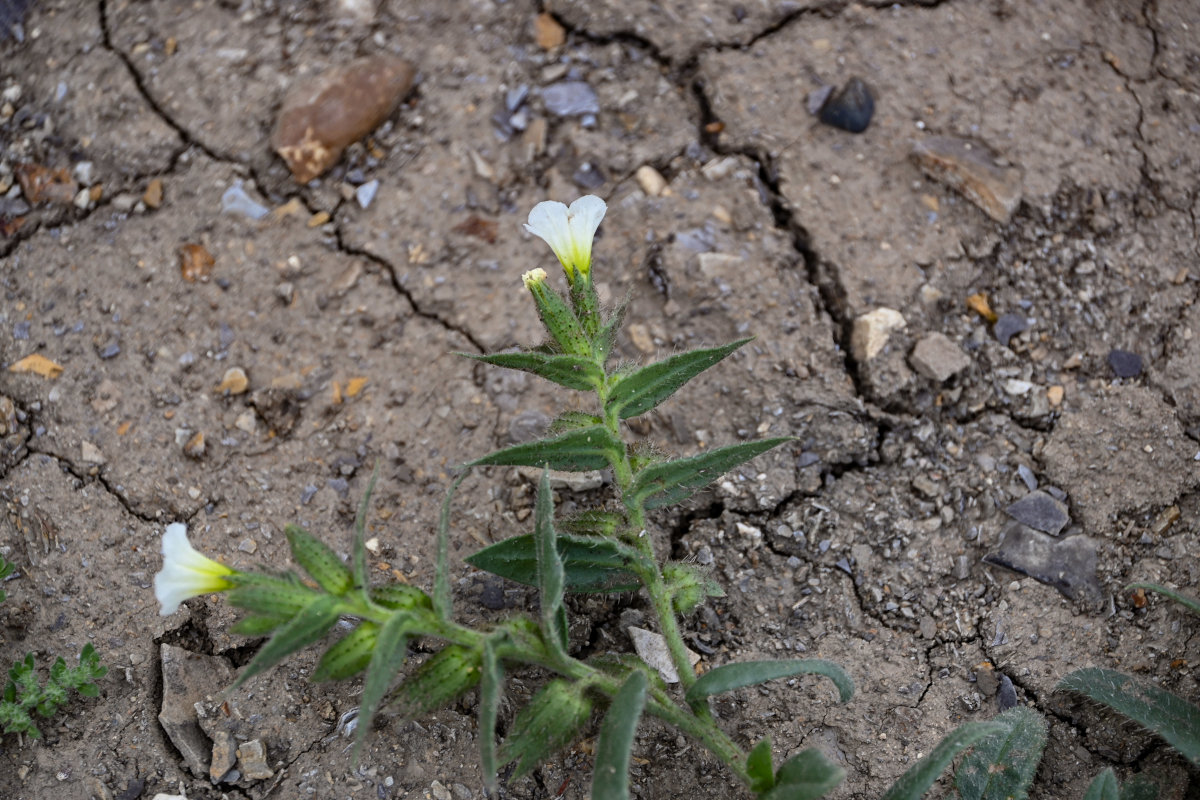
[850,308,906,362]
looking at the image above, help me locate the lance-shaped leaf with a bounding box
[230,614,289,636]
[285,524,352,595]
[499,679,593,778]
[594,298,629,364]
[313,622,380,682]
[592,670,648,800]
[462,351,605,392]
[760,748,845,800]
[630,437,793,511]
[685,659,854,706]
[435,472,468,620]
[881,721,1007,800]
[605,338,751,420]
[746,737,775,794]
[466,534,641,594]
[390,644,483,722]
[479,637,505,792]
[1126,581,1200,617]
[353,465,380,591]
[533,469,568,656]
[955,706,1047,800]
[230,594,341,690]
[1082,768,1118,800]
[1058,667,1200,765]
[355,610,414,757]
[468,425,622,472]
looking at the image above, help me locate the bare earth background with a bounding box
[2,1,1199,799]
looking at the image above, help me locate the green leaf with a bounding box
[533,469,567,656]
[499,679,593,778]
[1120,772,1166,800]
[463,351,604,392]
[390,644,482,721]
[285,524,353,595]
[685,659,854,706]
[230,615,289,636]
[760,749,845,800]
[313,622,380,682]
[1082,768,1119,800]
[747,737,775,793]
[353,464,380,592]
[630,437,793,511]
[605,338,751,420]
[955,706,1047,800]
[592,670,648,800]
[1058,667,1200,765]
[355,610,413,758]
[478,637,505,792]
[1126,581,1200,617]
[467,425,622,472]
[466,534,641,594]
[880,721,1008,800]
[435,471,468,621]
[230,594,341,690]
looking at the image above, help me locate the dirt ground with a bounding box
[2,1,1199,798]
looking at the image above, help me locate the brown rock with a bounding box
[911,136,1023,223]
[534,12,566,50]
[179,243,215,283]
[271,55,415,184]
[143,178,164,209]
[15,163,77,205]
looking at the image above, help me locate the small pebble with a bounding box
[183,431,206,459]
[1107,349,1142,378]
[98,341,121,359]
[542,81,600,116]
[221,181,269,219]
[993,313,1028,346]
[143,178,164,209]
[911,135,1023,223]
[997,674,1018,710]
[238,538,257,554]
[635,164,667,197]
[817,77,874,133]
[217,367,249,395]
[355,179,379,209]
[1005,490,1069,535]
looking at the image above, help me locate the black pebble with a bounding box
[479,582,505,611]
[1107,349,1142,378]
[997,674,1018,710]
[818,77,875,133]
[993,313,1029,347]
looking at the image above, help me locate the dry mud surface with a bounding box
[2,1,1199,799]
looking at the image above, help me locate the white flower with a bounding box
[154,523,235,616]
[523,195,607,283]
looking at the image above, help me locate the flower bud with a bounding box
[662,562,725,615]
[369,583,433,612]
[500,679,594,778]
[391,644,482,721]
[522,269,592,356]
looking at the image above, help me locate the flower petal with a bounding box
[524,201,574,277]
[155,523,234,615]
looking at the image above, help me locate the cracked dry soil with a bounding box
[2,1,1199,798]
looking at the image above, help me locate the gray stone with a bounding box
[909,332,970,382]
[209,730,237,782]
[541,81,600,116]
[158,644,235,778]
[983,521,1102,608]
[1004,490,1069,535]
[237,739,274,781]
